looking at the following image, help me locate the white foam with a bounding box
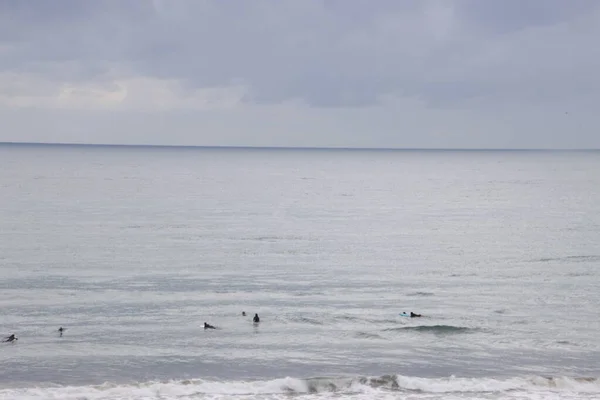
[395,375,600,393]
[0,375,598,400]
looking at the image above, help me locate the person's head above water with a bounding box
[242,311,246,316]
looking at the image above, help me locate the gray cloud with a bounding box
[2,0,594,104]
[1,0,599,147]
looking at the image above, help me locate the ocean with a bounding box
[0,143,599,400]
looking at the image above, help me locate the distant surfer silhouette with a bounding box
[242,311,246,316]
[3,334,17,343]
[204,322,216,330]
[58,327,65,337]
[400,312,422,318]
[253,314,260,323]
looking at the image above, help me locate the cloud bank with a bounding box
[1,0,599,148]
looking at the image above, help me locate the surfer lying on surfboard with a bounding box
[3,334,17,342]
[400,312,422,318]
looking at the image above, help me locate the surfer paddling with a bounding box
[3,334,17,343]
[400,312,423,318]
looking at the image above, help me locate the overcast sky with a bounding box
[1,0,599,149]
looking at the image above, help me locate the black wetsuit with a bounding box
[253,314,260,323]
[204,323,216,329]
[3,334,17,342]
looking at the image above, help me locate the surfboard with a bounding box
[399,313,410,317]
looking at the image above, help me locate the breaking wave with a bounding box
[1,375,599,399]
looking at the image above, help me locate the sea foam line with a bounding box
[1,374,599,399]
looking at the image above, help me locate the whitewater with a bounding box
[1,375,600,400]
[1,144,600,400]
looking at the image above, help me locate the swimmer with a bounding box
[3,334,17,343]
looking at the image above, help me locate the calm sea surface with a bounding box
[0,144,599,399]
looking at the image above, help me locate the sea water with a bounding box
[1,144,599,399]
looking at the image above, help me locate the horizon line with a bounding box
[0,141,598,152]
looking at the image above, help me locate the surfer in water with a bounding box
[400,312,422,317]
[204,322,216,330]
[253,313,260,323]
[3,334,17,343]
[58,327,65,337]
[242,311,246,316]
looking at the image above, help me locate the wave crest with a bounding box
[384,324,475,334]
[1,375,599,399]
